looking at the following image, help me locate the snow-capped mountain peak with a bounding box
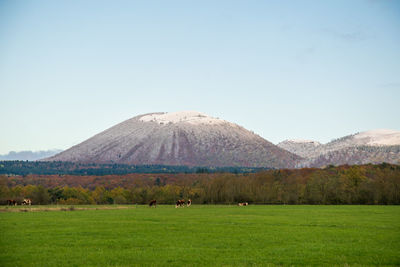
[353,129,400,146]
[139,111,226,125]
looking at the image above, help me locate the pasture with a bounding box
[0,205,399,266]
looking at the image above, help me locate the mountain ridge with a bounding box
[0,149,62,161]
[278,129,400,167]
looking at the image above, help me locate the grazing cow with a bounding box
[7,199,17,206]
[175,199,185,208]
[149,200,157,207]
[238,202,248,206]
[22,199,32,205]
[187,199,192,207]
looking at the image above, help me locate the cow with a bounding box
[149,200,157,207]
[7,199,17,206]
[175,199,185,208]
[22,199,32,205]
[238,202,248,206]
[187,199,192,207]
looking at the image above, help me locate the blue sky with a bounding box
[1,0,399,154]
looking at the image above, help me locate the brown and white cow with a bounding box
[149,200,157,207]
[175,199,185,208]
[22,199,32,205]
[187,199,192,207]
[238,202,248,206]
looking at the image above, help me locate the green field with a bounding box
[1,205,399,266]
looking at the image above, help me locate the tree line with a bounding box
[0,161,267,176]
[1,163,399,205]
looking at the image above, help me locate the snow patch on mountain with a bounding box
[139,111,227,125]
[354,129,400,146]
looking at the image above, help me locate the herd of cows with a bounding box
[175,199,191,208]
[6,199,32,206]
[4,198,249,207]
[148,199,192,208]
[149,199,249,207]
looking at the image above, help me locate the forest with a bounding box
[1,163,399,205]
[0,161,267,175]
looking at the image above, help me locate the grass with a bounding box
[0,205,399,266]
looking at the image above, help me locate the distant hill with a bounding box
[277,139,322,158]
[278,129,400,167]
[45,111,301,168]
[0,149,62,161]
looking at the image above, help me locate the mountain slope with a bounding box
[277,140,322,158]
[278,129,400,167]
[46,111,301,168]
[302,145,400,167]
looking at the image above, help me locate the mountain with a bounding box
[278,129,400,167]
[276,139,322,158]
[45,111,301,168]
[301,145,400,167]
[0,149,63,161]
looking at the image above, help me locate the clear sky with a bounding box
[1,0,399,154]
